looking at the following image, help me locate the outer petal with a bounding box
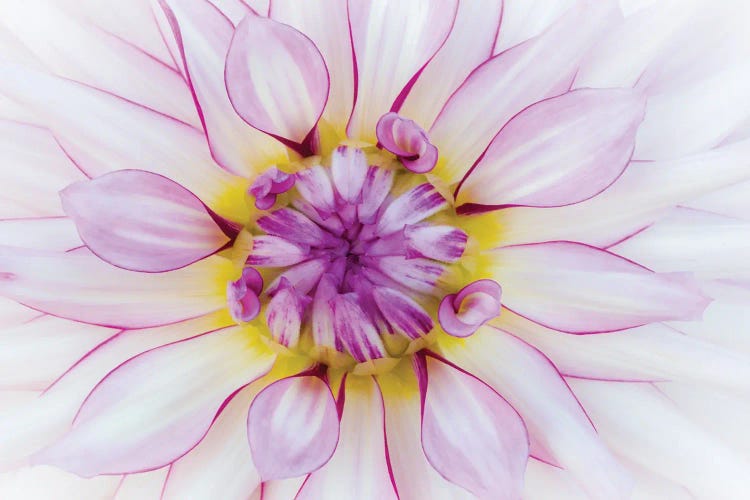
[296,376,398,499]
[61,170,229,273]
[225,13,329,145]
[271,0,353,133]
[163,383,263,500]
[456,89,645,211]
[159,0,288,176]
[346,0,458,141]
[115,468,169,499]
[429,1,617,184]
[399,0,503,129]
[33,327,275,476]
[0,247,231,328]
[247,375,338,480]
[490,242,710,333]
[419,355,529,499]
[378,369,474,500]
[0,62,244,221]
[439,328,633,498]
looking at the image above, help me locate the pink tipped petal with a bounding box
[376,183,447,236]
[456,89,646,210]
[247,375,339,480]
[376,112,437,173]
[358,166,394,224]
[265,284,311,348]
[271,0,354,133]
[331,294,386,362]
[420,355,529,499]
[404,224,467,262]
[297,376,398,499]
[438,279,502,338]
[61,170,229,273]
[246,235,310,267]
[331,146,368,203]
[346,0,458,141]
[249,167,295,210]
[227,267,263,322]
[294,166,336,215]
[0,247,228,328]
[312,274,339,349]
[257,208,336,247]
[370,256,445,294]
[372,287,433,339]
[399,0,504,129]
[430,2,618,184]
[492,242,711,333]
[159,0,287,176]
[225,13,329,144]
[32,327,275,476]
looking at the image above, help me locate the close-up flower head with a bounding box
[1,0,749,498]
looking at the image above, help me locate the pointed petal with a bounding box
[163,383,262,500]
[420,355,529,499]
[271,0,353,132]
[346,0,458,141]
[490,242,711,333]
[225,13,329,144]
[400,0,503,129]
[370,256,444,294]
[297,376,397,499]
[375,183,446,236]
[330,146,368,203]
[331,295,386,362]
[246,235,310,267]
[32,327,275,476]
[61,170,228,273]
[0,247,231,328]
[159,0,288,175]
[430,2,617,184]
[372,287,433,340]
[257,208,336,247]
[439,328,634,498]
[248,375,338,480]
[404,224,467,262]
[456,89,646,210]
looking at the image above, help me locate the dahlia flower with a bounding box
[1,0,749,498]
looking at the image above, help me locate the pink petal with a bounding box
[266,258,328,296]
[346,0,458,141]
[271,0,353,133]
[492,242,711,334]
[440,329,634,498]
[372,287,433,339]
[419,355,529,498]
[399,0,503,129]
[265,284,311,348]
[159,0,288,175]
[0,247,229,328]
[297,376,397,499]
[375,183,447,236]
[368,256,444,294]
[312,274,338,349]
[246,235,310,267]
[331,294,386,362]
[294,166,336,215]
[257,208,337,247]
[0,218,82,252]
[438,279,502,337]
[429,2,618,184]
[456,89,646,211]
[248,375,338,480]
[227,267,263,323]
[163,383,263,500]
[404,224,467,262]
[330,146,368,203]
[375,112,437,173]
[357,166,394,224]
[32,327,275,476]
[225,12,329,145]
[61,170,229,273]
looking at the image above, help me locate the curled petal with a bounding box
[418,355,529,499]
[376,112,437,173]
[249,167,295,210]
[438,279,502,337]
[247,375,339,481]
[225,12,329,144]
[61,170,229,273]
[227,267,263,322]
